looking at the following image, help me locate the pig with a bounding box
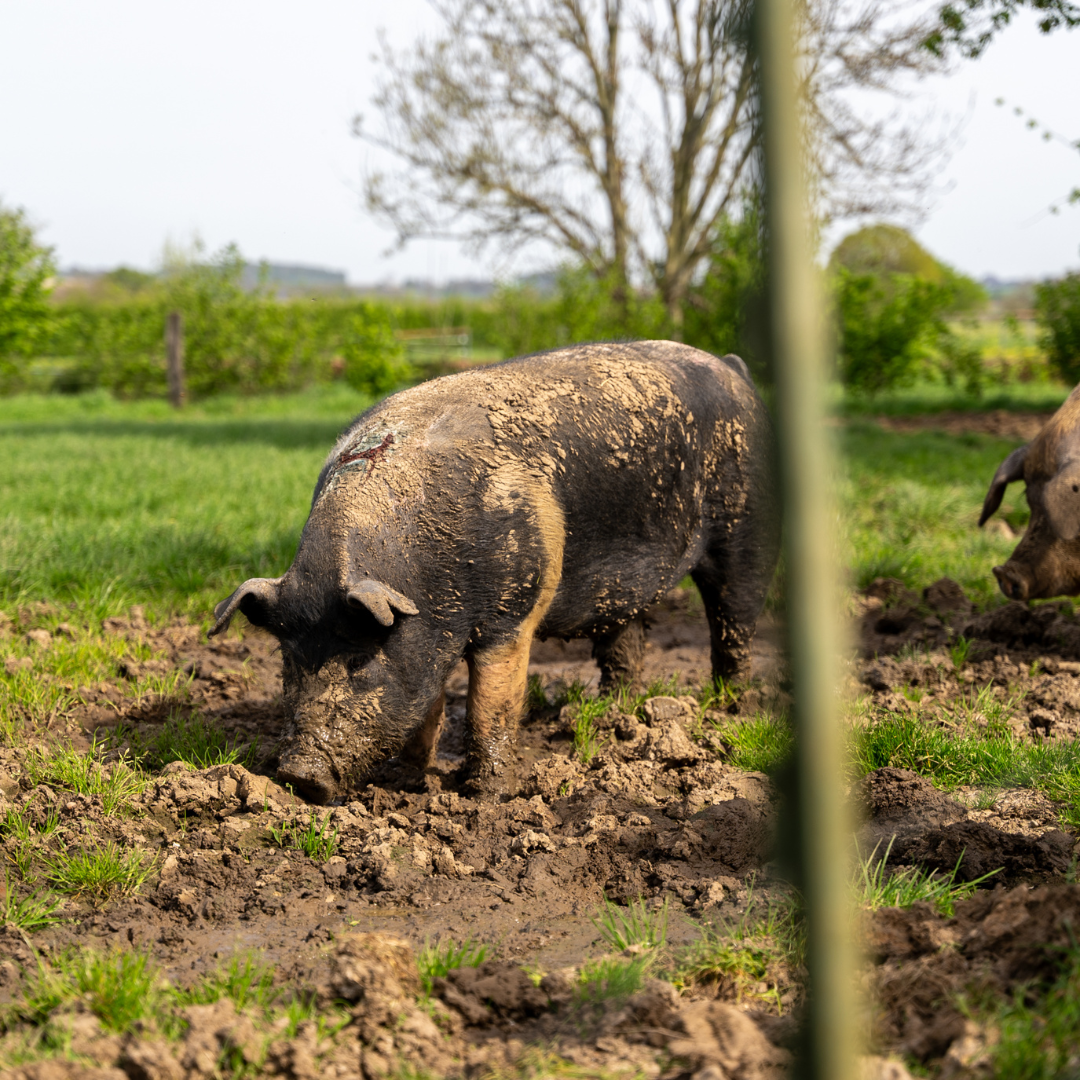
[210,341,779,803]
[980,384,1080,600]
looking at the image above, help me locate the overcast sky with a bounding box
[0,1,1076,284]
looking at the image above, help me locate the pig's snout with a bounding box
[993,563,1031,602]
[277,742,340,805]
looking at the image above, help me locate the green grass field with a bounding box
[0,386,375,624]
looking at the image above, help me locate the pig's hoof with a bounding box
[459,760,514,799]
[277,751,340,805]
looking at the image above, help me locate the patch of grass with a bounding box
[593,896,668,953]
[850,710,1080,824]
[138,711,257,770]
[416,937,489,995]
[949,635,973,672]
[560,683,609,765]
[839,423,1035,610]
[178,952,277,1011]
[268,811,339,861]
[25,738,146,815]
[43,840,150,901]
[525,673,548,712]
[575,955,650,1004]
[980,947,1080,1078]
[855,839,1000,917]
[707,713,794,775]
[17,948,160,1033]
[669,890,805,1007]
[0,873,65,932]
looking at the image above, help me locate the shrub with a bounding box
[834,269,954,396]
[1036,272,1080,385]
[0,201,56,390]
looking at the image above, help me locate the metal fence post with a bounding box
[755,0,856,1077]
[166,311,186,408]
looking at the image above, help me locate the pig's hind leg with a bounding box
[591,617,647,690]
[692,536,771,682]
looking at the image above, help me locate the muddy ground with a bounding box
[5,577,1080,1077]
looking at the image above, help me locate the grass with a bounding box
[850,709,1080,825]
[669,890,804,1009]
[839,422,1035,610]
[592,896,668,953]
[268,811,339,861]
[855,838,1000,917]
[0,387,372,626]
[706,713,795,775]
[134,711,258,770]
[984,948,1080,1078]
[17,947,160,1033]
[177,952,277,1011]
[25,738,146,815]
[0,873,65,932]
[43,841,150,901]
[2,944,349,1072]
[416,937,489,995]
[574,955,650,1004]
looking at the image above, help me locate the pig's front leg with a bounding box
[397,690,445,772]
[462,640,530,794]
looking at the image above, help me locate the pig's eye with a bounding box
[346,655,368,678]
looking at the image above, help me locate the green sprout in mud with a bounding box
[24,737,146,816]
[668,888,804,1009]
[855,838,1000,918]
[0,872,65,932]
[132,711,259,771]
[268,811,339,861]
[416,937,488,995]
[526,673,548,712]
[949,635,974,672]
[575,955,650,1004]
[43,841,150,902]
[592,895,668,953]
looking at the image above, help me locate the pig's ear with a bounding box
[346,579,419,628]
[1044,461,1080,540]
[210,577,283,636]
[979,446,1029,526]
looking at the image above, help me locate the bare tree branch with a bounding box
[358,0,950,325]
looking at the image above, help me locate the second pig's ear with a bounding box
[346,578,419,627]
[979,445,1028,527]
[1044,461,1080,541]
[210,577,284,636]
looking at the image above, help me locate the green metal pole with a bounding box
[755,1,857,1077]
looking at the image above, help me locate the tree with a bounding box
[1035,273,1080,384]
[0,201,55,379]
[925,0,1079,57]
[358,0,945,331]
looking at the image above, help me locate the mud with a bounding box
[871,410,1054,442]
[7,577,1080,1076]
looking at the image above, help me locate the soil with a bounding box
[7,576,1080,1077]
[871,410,1054,442]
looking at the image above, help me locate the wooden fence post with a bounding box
[166,311,186,407]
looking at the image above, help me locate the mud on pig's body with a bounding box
[211,340,780,802]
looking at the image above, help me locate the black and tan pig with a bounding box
[980,385,1080,600]
[211,341,779,802]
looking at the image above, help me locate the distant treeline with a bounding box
[25,236,761,399]
[7,217,1079,402]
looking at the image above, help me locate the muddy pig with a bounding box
[211,341,779,802]
[981,383,1080,600]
